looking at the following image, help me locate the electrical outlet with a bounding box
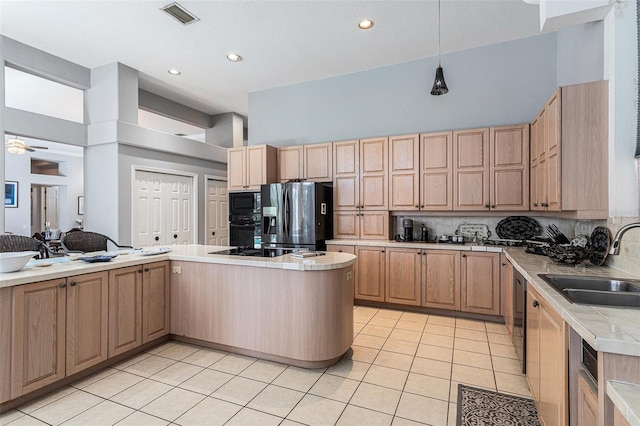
[346,271,353,280]
[172,265,182,274]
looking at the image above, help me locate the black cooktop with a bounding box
[210,246,263,257]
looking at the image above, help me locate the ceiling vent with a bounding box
[161,2,199,25]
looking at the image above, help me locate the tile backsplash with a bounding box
[393,215,605,242]
[606,217,640,277]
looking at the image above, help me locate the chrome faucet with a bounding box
[609,222,640,255]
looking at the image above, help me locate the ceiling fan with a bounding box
[5,137,49,154]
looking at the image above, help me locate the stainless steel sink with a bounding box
[538,274,640,308]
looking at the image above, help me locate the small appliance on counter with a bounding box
[403,219,414,241]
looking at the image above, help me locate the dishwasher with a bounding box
[512,269,527,374]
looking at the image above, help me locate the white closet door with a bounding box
[133,171,164,247]
[205,179,228,246]
[165,174,194,245]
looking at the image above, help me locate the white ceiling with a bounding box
[1,0,545,124]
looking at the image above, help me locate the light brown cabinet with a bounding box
[389,134,420,211]
[355,246,386,302]
[501,256,514,337]
[530,81,608,218]
[385,247,421,306]
[527,285,568,426]
[461,252,501,315]
[11,272,109,398]
[333,210,389,240]
[142,261,171,343]
[227,144,277,191]
[453,126,529,211]
[576,374,598,426]
[277,143,333,183]
[108,261,170,358]
[422,250,461,311]
[333,138,388,211]
[389,132,455,212]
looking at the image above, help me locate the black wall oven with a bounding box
[229,192,261,248]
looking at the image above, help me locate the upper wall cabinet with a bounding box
[389,132,454,211]
[453,125,529,211]
[530,81,608,218]
[277,143,333,183]
[228,145,277,191]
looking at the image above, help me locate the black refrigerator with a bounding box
[261,182,332,257]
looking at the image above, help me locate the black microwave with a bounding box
[229,192,261,215]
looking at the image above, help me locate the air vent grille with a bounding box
[161,2,199,25]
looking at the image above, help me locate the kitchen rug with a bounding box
[456,384,540,426]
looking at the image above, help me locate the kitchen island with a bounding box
[0,245,356,409]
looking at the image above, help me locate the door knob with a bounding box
[212,231,215,236]
[144,267,150,272]
[532,300,539,308]
[70,281,77,287]
[173,234,178,239]
[155,236,160,241]
[59,282,67,288]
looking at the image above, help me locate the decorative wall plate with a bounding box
[496,216,541,240]
[588,226,610,266]
[456,224,490,240]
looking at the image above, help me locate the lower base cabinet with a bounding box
[11,272,109,398]
[422,250,461,311]
[577,374,598,426]
[354,246,386,301]
[461,252,501,315]
[108,261,171,357]
[501,256,514,337]
[527,285,568,426]
[386,248,421,306]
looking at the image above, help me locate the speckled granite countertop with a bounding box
[0,244,356,288]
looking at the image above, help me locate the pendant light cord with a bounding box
[437,0,441,66]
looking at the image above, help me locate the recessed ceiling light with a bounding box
[358,19,374,30]
[168,69,181,75]
[227,53,242,62]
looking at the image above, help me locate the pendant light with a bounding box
[431,0,449,96]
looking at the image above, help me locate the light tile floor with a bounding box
[1,306,532,426]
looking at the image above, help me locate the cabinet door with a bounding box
[530,117,540,210]
[12,279,66,398]
[360,137,388,210]
[66,272,109,375]
[360,211,389,240]
[539,296,568,426]
[333,140,360,210]
[386,248,421,306]
[334,211,360,239]
[501,256,514,337]
[304,143,333,182]
[227,147,246,191]
[389,134,419,211]
[537,108,550,210]
[453,128,490,211]
[355,246,385,302]
[247,145,277,190]
[108,266,143,357]
[461,252,500,315]
[577,374,598,426]
[526,287,541,402]
[422,250,460,311]
[421,131,453,211]
[0,288,11,403]
[143,261,171,343]
[490,124,529,211]
[278,146,304,182]
[546,90,561,211]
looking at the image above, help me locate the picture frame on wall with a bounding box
[78,196,84,215]
[5,181,18,208]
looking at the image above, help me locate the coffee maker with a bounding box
[403,219,414,241]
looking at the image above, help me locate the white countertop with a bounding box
[0,245,357,288]
[607,380,640,426]
[503,247,640,357]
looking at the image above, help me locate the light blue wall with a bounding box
[556,21,604,86]
[249,33,558,146]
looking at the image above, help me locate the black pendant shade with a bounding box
[430,65,449,96]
